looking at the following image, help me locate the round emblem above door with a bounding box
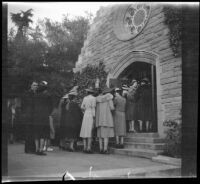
[113,4,151,41]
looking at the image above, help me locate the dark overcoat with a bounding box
[21,90,37,152]
[33,90,53,138]
[137,84,153,121]
[59,99,68,139]
[61,100,83,139]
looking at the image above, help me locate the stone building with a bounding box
[73,3,182,143]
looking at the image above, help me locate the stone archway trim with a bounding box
[110,50,158,79]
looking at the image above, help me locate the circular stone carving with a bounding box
[113,4,151,41]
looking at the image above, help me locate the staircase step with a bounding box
[110,148,163,159]
[123,142,165,150]
[126,133,159,138]
[124,137,165,143]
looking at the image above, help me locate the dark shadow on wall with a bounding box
[182,5,199,177]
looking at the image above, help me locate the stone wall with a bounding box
[74,4,182,137]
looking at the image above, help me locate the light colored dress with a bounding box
[80,95,96,138]
[96,93,115,138]
[113,93,126,136]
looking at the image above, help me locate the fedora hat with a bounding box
[68,91,78,96]
[85,86,95,93]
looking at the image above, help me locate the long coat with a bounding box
[137,84,153,121]
[33,90,52,126]
[80,95,96,138]
[21,90,37,152]
[95,93,115,128]
[61,100,83,139]
[113,94,126,136]
[126,86,139,121]
[59,98,68,139]
[21,90,37,125]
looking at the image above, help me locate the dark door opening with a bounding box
[110,61,158,132]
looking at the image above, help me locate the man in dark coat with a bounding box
[137,78,153,132]
[33,81,53,155]
[22,81,38,154]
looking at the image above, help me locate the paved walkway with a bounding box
[5,143,179,181]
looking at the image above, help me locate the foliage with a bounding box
[162,120,182,158]
[72,62,108,105]
[10,9,33,40]
[7,9,92,98]
[163,6,183,57]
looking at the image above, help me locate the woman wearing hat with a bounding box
[113,88,126,148]
[126,79,139,132]
[96,87,115,154]
[137,78,153,132]
[61,89,83,151]
[80,87,96,153]
[59,93,70,150]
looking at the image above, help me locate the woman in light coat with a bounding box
[80,88,96,153]
[96,87,115,154]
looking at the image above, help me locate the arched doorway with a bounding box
[108,51,158,133]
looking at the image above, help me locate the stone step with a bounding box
[126,133,160,138]
[124,137,165,143]
[123,142,165,150]
[110,148,163,159]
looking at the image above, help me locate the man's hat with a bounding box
[68,86,78,96]
[68,91,78,96]
[85,86,95,93]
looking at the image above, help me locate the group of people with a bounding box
[124,77,153,134]
[59,85,123,154]
[59,76,153,154]
[10,76,153,156]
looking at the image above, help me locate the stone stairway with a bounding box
[109,133,165,159]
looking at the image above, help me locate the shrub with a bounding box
[72,62,108,105]
[162,120,182,158]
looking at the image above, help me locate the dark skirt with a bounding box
[136,102,152,121]
[33,124,50,139]
[126,102,137,121]
[60,125,81,139]
[25,124,35,152]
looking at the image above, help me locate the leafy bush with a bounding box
[162,120,182,158]
[163,6,183,57]
[72,62,108,105]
